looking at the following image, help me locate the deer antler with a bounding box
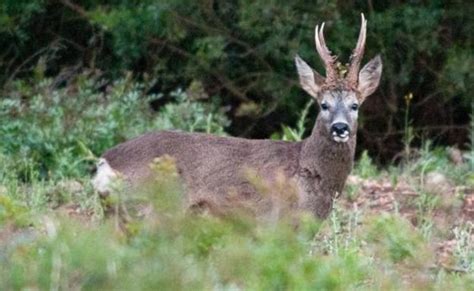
[346,13,367,86]
[315,23,338,84]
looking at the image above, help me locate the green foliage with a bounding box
[0,194,29,226]
[4,219,125,290]
[452,224,474,272]
[0,178,435,290]
[441,47,474,106]
[365,213,427,264]
[0,76,229,180]
[154,89,230,135]
[354,150,379,178]
[0,1,473,289]
[272,100,313,142]
[0,134,473,289]
[0,1,45,40]
[404,142,472,187]
[0,1,471,156]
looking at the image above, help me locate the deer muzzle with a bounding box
[331,122,350,143]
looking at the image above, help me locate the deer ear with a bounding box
[358,55,382,102]
[295,55,325,100]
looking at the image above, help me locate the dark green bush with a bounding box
[0,76,229,179]
[0,1,472,161]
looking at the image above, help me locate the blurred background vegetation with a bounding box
[0,0,472,163]
[1,2,473,288]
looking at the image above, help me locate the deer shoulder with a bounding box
[93,14,382,220]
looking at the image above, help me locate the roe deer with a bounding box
[93,14,382,220]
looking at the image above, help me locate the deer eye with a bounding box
[321,103,329,111]
[351,103,359,111]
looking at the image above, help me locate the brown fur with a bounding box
[98,14,381,220]
[102,112,355,219]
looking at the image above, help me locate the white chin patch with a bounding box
[332,131,350,143]
[333,136,349,143]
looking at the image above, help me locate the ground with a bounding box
[0,148,473,289]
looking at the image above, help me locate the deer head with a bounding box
[295,14,382,143]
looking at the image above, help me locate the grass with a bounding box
[0,76,473,289]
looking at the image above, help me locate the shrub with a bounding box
[0,1,471,159]
[0,76,229,179]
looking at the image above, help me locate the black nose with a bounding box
[331,123,349,135]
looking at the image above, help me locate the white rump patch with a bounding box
[92,158,119,194]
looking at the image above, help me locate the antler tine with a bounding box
[314,23,337,83]
[346,13,367,86]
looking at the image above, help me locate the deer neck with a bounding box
[299,115,356,178]
[296,116,356,218]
